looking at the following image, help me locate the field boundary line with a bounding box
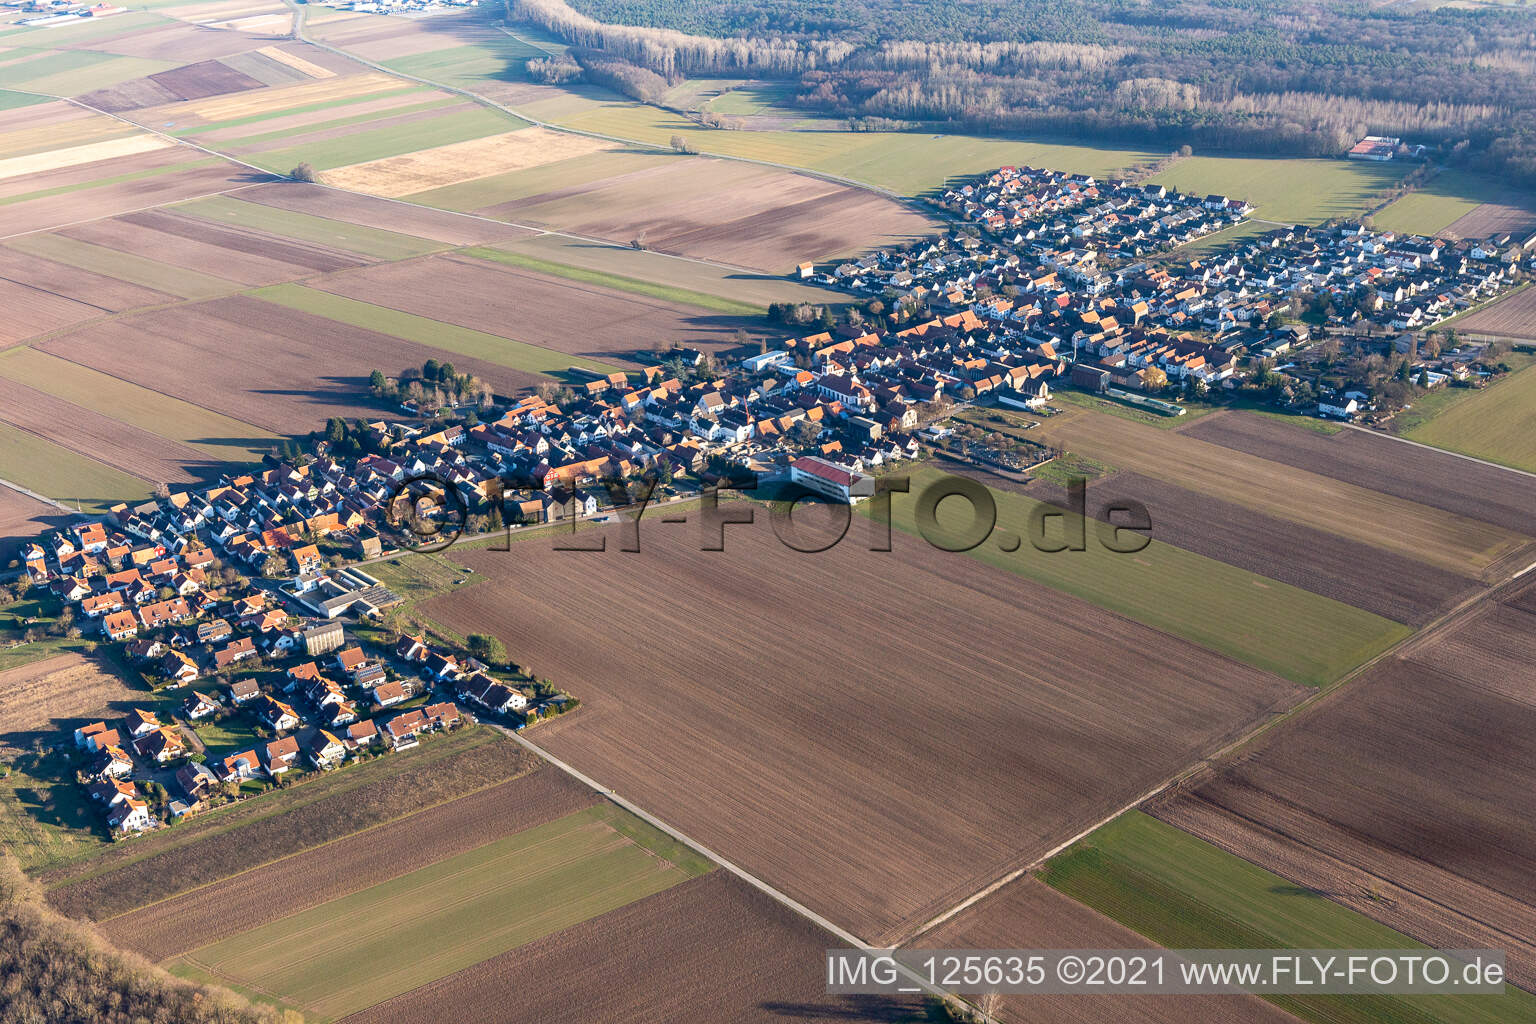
[495,722,1001,1023]
[285,0,946,221]
[1346,422,1536,481]
[897,544,1536,948]
[0,476,70,512]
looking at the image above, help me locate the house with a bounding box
[304,729,346,770]
[344,719,379,751]
[102,610,138,640]
[395,634,429,663]
[123,708,161,738]
[227,677,261,705]
[371,680,407,708]
[257,695,301,732]
[107,797,153,834]
[182,690,220,720]
[196,618,233,644]
[289,544,322,574]
[259,735,300,775]
[214,750,261,783]
[213,636,257,669]
[158,650,199,683]
[382,709,428,749]
[334,646,367,675]
[90,745,134,780]
[75,721,109,748]
[176,762,219,801]
[135,726,187,764]
[83,727,121,754]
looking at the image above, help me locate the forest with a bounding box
[514,0,1536,185]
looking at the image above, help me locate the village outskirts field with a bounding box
[1,2,1536,1023]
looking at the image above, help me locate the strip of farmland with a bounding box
[1182,409,1536,535]
[104,768,599,961]
[882,465,1409,685]
[1151,587,1536,989]
[1017,469,1480,626]
[168,805,706,1020]
[1043,812,1536,1023]
[1032,407,1529,577]
[422,512,1304,944]
[339,869,926,1024]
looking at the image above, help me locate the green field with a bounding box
[174,195,448,261]
[171,84,429,138]
[1150,155,1409,225]
[405,147,675,211]
[251,283,622,376]
[0,48,171,96]
[876,465,1410,685]
[0,421,152,511]
[2,233,237,299]
[463,245,763,314]
[384,38,546,91]
[1403,358,1536,472]
[0,346,277,464]
[1043,812,1536,1024]
[1372,169,1526,236]
[169,805,708,1020]
[0,88,47,111]
[0,751,104,873]
[216,96,461,149]
[250,106,522,172]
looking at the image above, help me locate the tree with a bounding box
[669,134,698,155]
[368,369,387,391]
[465,633,506,664]
[1417,369,1430,388]
[423,358,441,382]
[289,162,317,182]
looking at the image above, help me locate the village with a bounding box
[6,160,1536,842]
[808,164,1532,421]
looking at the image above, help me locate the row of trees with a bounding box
[523,0,1536,185]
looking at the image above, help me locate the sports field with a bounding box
[1042,812,1536,1024]
[168,805,707,1020]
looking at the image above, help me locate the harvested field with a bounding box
[0,485,60,562]
[44,726,530,918]
[1152,593,1536,987]
[1183,409,1536,536]
[147,58,264,101]
[0,276,102,341]
[36,294,545,433]
[324,126,609,196]
[0,245,173,311]
[190,85,428,142]
[0,653,145,759]
[136,71,402,127]
[1020,469,1477,626]
[225,97,480,157]
[0,134,169,182]
[61,21,267,62]
[487,156,939,273]
[0,163,268,238]
[1453,284,1536,339]
[0,144,193,201]
[2,231,239,300]
[914,876,1293,1023]
[170,804,704,1020]
[1033,407,1529,578]
[74,75,180,113]
[59,207,364,285]
[1442,199,1536,241]
[343,870,927,1024]
[105,767,597,960]
[0,377,216,486]
[0,346,276,464]
[313,252,762,361]
[235,180,533,245]
[425,513,1304,944]
[175,193,449,259]
[255,44,334,79]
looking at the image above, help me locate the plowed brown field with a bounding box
[104,767,597,960]
[424,512,1303,944]
[340,871,927,1024]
